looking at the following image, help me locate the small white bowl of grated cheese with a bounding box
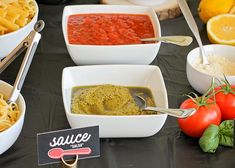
[187,44,235,94]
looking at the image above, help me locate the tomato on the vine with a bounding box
[178,95,221,138]
[214,84,235,120]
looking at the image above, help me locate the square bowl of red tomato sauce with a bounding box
[62,5,161,65]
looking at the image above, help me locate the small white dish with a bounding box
[62,65,168,138]
[0,80,26,154]
[102,0,178,9]
[187,44,235,94]
[128,0,166,5]
[62,5,161,65]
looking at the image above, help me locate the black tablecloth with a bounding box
[1,0,235,168]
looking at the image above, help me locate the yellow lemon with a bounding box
[198,0,234,23]
[207,14,235,46]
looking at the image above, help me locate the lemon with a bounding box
[207,14,235,46]
[198,0,234,23]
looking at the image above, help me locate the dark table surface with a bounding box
[1,0,235,168]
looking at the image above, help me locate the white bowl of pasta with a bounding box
[0,80,26,155]
[0,0,38,59]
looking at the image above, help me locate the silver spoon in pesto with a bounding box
[134,95,196,118]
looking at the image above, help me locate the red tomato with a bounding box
[178,98,221,138]
[214,85,235,120]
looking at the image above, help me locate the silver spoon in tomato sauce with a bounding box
[141,35,193,46]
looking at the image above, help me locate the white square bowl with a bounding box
[62,5,161,65]
[62,65,168,138]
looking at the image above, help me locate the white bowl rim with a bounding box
[62,4,161,47]
[62,64,167,118]
[0,0,38,38]
[66,112,167,118]
[0,80,26,135]
[187,44,235,78]
[67,42,160,47]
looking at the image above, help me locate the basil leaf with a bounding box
[199,124,219,153]
[219,120,234,147]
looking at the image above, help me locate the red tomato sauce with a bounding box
[67,14,156,45]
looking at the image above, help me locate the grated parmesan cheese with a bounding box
[192,55,235,77]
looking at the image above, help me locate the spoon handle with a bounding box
[7,21,44,103]
[143,107,196,118]
[141,36,193,46]
[177,0,208,64]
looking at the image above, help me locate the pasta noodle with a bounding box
[0,25,7,34]
[0,93,20,132]
[0,0,36,35]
